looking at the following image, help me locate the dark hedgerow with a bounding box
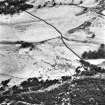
[82,44,105,59]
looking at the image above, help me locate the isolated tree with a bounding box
[0,0,33,15]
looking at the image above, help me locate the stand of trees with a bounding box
[0,0,33,15]
[82,44,105,59]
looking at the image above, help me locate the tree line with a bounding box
[82,44,105,59]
